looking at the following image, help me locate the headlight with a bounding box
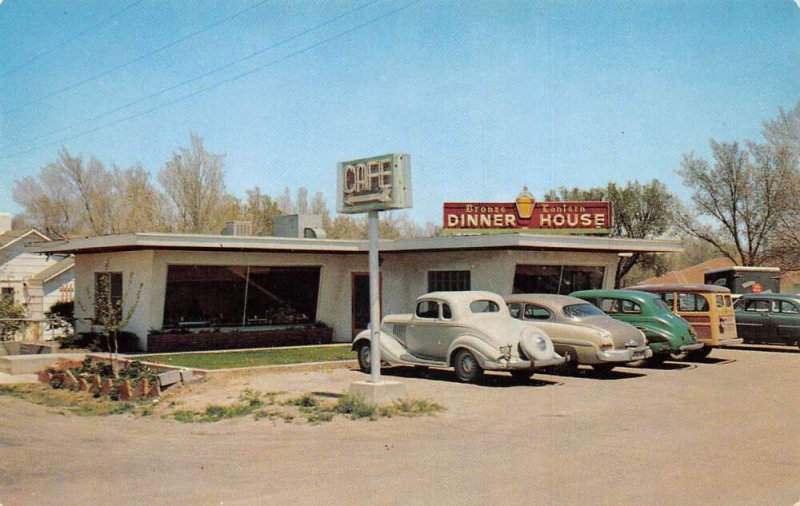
[535,336,547,351]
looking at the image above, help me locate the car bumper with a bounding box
[597,346,653,363]
[531,355,566,368]
[717,338,743,347]
[680,342,704,352]
[488,355,566,370]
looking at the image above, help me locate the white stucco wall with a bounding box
[74,251,156,349]
[72,247,620,349]
[380,249,619,315]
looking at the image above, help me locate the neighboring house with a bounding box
[0,214,74,322]
[638,258,736,286]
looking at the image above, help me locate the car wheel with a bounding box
[592,363,615,375]
[453,349,483,383]
[356,343,371,373]
[689,347,712,360]
[510,370,532,383]
[557,349,580,375]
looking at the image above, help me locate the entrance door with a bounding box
[351,273,381,339]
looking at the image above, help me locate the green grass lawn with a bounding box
[137,345,355,370]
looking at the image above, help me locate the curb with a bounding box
[202,359,358,375]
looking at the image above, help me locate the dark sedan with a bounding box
[734,293,800,348]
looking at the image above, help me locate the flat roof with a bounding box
[29,231,683,256]
[704,266,781,275]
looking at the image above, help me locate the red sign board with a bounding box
[443,194,612,234]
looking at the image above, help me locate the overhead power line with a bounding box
[0,0,385,153]
[0,0,422,161]
[1,0,271,116]
[0,0,148,78]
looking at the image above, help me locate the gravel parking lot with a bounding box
[2,347,799,505]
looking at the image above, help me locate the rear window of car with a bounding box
[715,295,724,308]
[470,300,499,313]
[621,300,641,314]
[523,304,551,320]
[654,299,671,312]
[563,303,605,319]
[677,293,710,312]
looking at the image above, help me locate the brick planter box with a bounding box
[146,326,334,353]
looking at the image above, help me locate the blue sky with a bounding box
[1,0,798,226]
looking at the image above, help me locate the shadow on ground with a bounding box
[681,356,736,365]
[728,344,800,355]
[541,366,647,380]
[635,361,696,371]
[353,366,563,388]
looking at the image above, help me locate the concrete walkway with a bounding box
[0,371,38,384]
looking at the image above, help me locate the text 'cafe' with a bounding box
[33,187,679,353]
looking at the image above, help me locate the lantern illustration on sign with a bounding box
[515,186,535,220]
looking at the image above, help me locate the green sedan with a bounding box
[734,293,800,348]
[570,289,703,363]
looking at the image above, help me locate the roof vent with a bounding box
[273,214,324,238]
[221,221,253,236]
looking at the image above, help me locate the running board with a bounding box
[397,353,447,367]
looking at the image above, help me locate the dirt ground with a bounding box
[1,347,799,506]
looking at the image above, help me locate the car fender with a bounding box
[633,324,677,344]
[351,330,409,365]
[446,335,499,369]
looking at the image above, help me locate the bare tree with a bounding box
[763,102,800,159]
[158,133,233,233]
[13,148,115,236]
[241,186,282,235]
[110,164,172,233]
[677,140,795,266]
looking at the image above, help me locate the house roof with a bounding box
[0,229,50,251]
[27,231,684,256]
[639,257,736,285]
[30,257,75,283]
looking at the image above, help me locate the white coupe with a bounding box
[352,291,564,383]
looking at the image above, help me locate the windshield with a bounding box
[563,303,605,319]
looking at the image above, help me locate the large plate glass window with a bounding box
[162,265,321,329]
[512,265,605,294]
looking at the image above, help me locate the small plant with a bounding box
[333,394,378,420]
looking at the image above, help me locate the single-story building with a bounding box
[31,231,681,352]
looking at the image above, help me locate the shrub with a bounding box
[0,297,26,341]
[333,394,377,420]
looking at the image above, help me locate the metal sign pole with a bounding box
[368,210,381,383]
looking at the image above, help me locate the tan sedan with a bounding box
[505,294,651,374]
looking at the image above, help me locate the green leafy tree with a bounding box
[0,296,26,341]
[545,180,675,287]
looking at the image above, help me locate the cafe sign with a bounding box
[443,187,613,235]
[337,153,412,214]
